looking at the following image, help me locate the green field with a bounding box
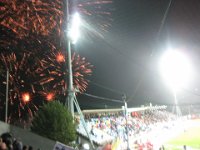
[164,121,200,150]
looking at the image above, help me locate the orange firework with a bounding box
[46,92,55,101]
[0,0,63,37]
[39,50,93,93]
[0,0,113,38]
[0,53,42,123]
[0,0,108,124]
[38,88,56,102]
[56,52,65,63]
[21,93,31,103]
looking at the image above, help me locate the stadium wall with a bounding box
[0,121,94,150]
[0,121,56,150]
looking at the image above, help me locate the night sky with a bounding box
[1,0,200,113]
[76,0,200,109]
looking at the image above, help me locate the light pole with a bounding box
[5,69,9,123]
[173,88,182,117]
[160,49,193,117]
[122,94,130,150]
[66,32,75,118]
[65,2,95,149]
[65,0,81,119]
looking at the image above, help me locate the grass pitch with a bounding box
[164,120,200,150]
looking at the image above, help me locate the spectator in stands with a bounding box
[159,145,165,150]
[28,146,33,150]
[90,125,95,136]
[0,137,7,150]
[13,139,23,150]
[0,142,7,150]
[183,145,187,150]
[23,145,28,150]
[0,133,36,150]
[80,109,175,149]
[102,143,112,150]
[1,132,13,150]
[0,137,2,144]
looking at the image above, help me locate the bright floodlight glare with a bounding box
[69,12,81,44]
[82,143,90,150]
[160,50,193,91]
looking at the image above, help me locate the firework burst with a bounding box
[0,0,63,38]
[76,0,113,33]
[71,52,93,91]
[0,0,101,124]
[0,0,113,38]
[39,50,93,94]
[39,89,56,102]
[0,53,44,123]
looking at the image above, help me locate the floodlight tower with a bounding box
[65,0,81,118]
[65,1,95,149]
[160,50,193,117]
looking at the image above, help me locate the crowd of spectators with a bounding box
[0,108,192,150]
[0,132,36,150]
[78,108,177,149]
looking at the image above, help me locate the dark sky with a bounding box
[76,0,200,109]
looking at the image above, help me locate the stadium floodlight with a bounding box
[159,49,194,116]
[160,49,193,91]
[64,2,94,149]
[68,12,81,44]
[66,12,81,118]
[82,143,90,150]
